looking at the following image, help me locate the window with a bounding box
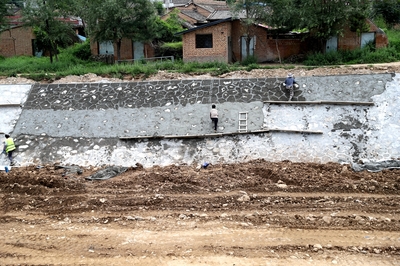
[196,34,213,48]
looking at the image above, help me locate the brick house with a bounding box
[0,10,84,58]
[90,39,155,63]
[326,19,388,52]
[176,18,307,63]
[177,18,388,63]
[0,25,36,57]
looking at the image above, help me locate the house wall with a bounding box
[144,43,155,58]
[370,20,389,49]
[338,19,388,50]
[181,19,388,64]
[183,21,231,63]
[376,31,388,49]
[264,38,305,62]
[90,40,98,57]
[119,39,133,60]
[0,26,35,57]
[230,20,305,63]
[90,38,155,61]
[339,26,362,50]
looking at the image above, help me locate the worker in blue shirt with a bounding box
[284,73,298,101]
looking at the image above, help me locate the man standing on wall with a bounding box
[210,104,218,132]
[3,134,16,166]
[284,73,298,101]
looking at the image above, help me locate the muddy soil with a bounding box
[1,63,400,265]
[1,160,399,265]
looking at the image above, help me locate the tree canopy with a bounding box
[295,0,371,40]
[372,0,400,28]
[0,0,9,30]
[22,0,79,63]
[85,0,160,61]
[229,0,373,53]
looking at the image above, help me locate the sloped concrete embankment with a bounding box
[0,73,397,167]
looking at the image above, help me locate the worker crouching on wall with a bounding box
[284,73,299,101]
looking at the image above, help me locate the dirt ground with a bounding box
[1,160,400,265]
[1,63,400,265]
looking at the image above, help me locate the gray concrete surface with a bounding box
[0,84,31,135]
[0,73,398,168]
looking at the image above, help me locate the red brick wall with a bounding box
[371,20,389,49]
[182,19,387,63]
[264,38,305,62]
[338,26,360,51]
[376,32,388,49]
[338,19,388,50]
[144,43,155,58]
[183,21,231,63]
[230,20,241,61]
[230,20,305,63]
[90,38,154,61]
[90,40,98,57]
[0,26,35,57]
[119,38,133,60]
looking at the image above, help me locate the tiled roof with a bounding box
[196,3,228,12]
[5,12,82,28]
[171,0,191,6]
[175,17,232,35]
[180,10,208,23]
[207,9,247,20]
[192,0,227,5]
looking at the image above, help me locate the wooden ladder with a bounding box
[238,112,248,132]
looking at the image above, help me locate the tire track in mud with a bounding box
[1,161,400,265]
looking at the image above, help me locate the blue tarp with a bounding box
[77,35,87,42]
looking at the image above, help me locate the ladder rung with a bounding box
[238,111,248,132]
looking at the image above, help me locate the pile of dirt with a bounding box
[0,160,399,265]
[1,159,400,231]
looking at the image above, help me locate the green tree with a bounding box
[0,0,12,31]
[154,10,183,43]
[22,0,79,63]
[10,0,23,7]
[228,0,270,60]
[372,0,400,28]
[295,0,372,51]
[86,0,159,61]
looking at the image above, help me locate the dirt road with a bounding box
[1,160,399,265]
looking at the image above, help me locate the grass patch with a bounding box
[303,29,400,66]
[1,29,400,80]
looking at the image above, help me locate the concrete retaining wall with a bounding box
[0,73,398,167]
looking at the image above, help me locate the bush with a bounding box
[387,29,400,52]
[303,44,400,66]
[241,55,257,66]
[245,63,259,71]
[156,42,182,60]
[71,40,92,61]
